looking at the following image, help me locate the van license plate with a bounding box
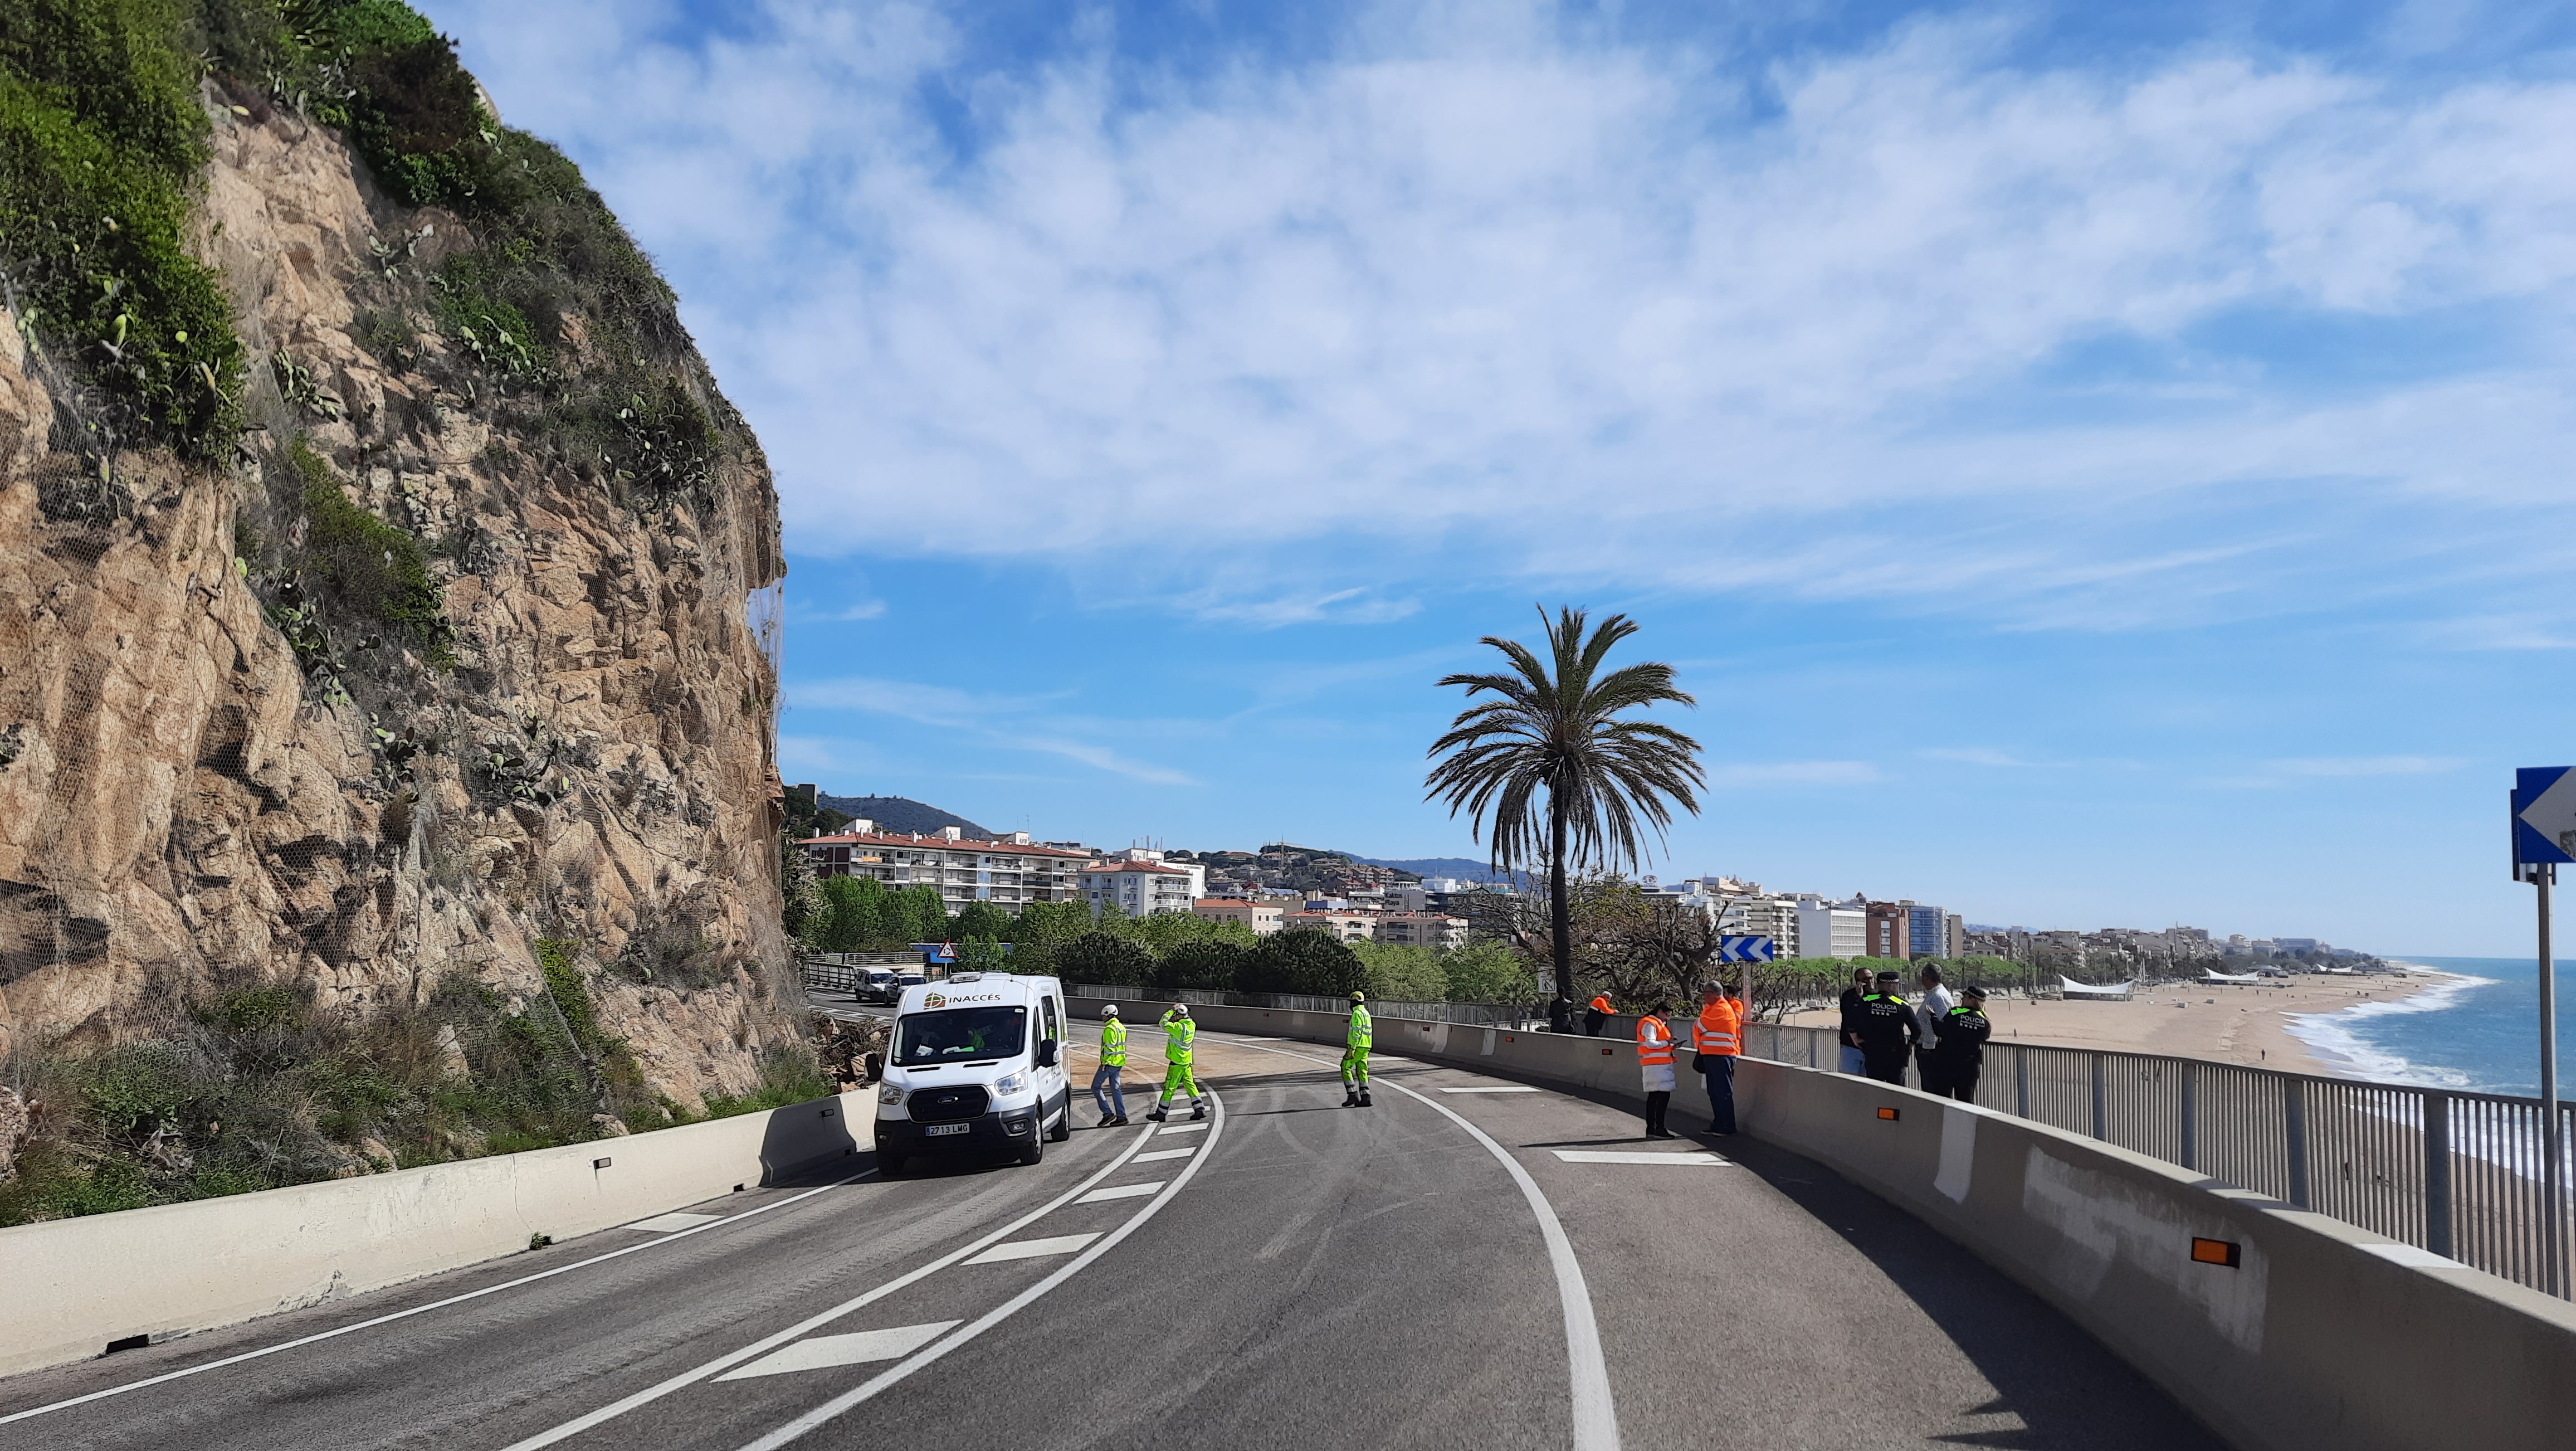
[926,1123,970,1137]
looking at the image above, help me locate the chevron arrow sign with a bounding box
[2515,767,2576,868]
[1716,936,1776,963]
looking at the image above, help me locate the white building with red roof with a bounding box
[1081,852,1207,918]
[796,822,1089,913]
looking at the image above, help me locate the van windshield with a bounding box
[894,1006,1027,1067]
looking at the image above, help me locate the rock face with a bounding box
[0,95,797,1106]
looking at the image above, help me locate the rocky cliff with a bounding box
[0,1,800,1180]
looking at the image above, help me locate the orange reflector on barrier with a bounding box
[1602,1048,1614,1056]
[2192,1238,2241,1267]
[1876,1107,1900,1121]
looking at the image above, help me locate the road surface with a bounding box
[0,1021,2223,1450]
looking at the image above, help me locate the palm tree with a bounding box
[1425,606,1704,1031]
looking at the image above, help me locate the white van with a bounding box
[874,972,1074,1174]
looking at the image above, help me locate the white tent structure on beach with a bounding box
[2058,976,2135,1000]
[2203,968,2266,985]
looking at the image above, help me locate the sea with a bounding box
[2289,956,2576,1101]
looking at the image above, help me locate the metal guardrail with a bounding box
[1746,1022,2576,1299]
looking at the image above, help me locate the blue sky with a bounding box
[424,0,2576,954]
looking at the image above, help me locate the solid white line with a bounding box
[1442,1086,1540,1094]
[628,1213,724,1233]
[715,1322,958,1381]
[1550,1150,1726,1166]
[0,1168,877,1428]
[494,1123,1168,1450]
[1074,1182,1162,1204]
[961,1233,1098,1265]
[1182,1033,1622,1451]
[730,1093,1228,1451]
[1132,1147,1197,1163]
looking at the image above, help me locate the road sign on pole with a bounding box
[2515,767,2576,868]
[1715,936,1775,963]
[2510,770,2570,1298]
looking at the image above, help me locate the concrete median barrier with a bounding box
[0,1090,862,1378]
[1074,995,2576,1451]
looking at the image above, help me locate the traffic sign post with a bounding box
[2511,769,2572,1298]
[1718,936,1774,1015]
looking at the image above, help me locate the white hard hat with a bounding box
[1101,1004,1120,1017]
[1170,1003,1191,1017]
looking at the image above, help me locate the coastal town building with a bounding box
[1192,898,1284,935]
[1284,909,1377,943]
[1794,894,1867,959]
[1864,900,1909,959]
[795,824,1088,911]
[1083,856,1206,918]
[1373,913,1470,950]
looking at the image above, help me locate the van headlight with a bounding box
[993,1070,1028,1097]
[877,1083,905,1104]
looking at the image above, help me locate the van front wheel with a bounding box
[1046,1092,1071,1142]
[1016,1122,1045,1166]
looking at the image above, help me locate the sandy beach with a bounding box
[1780,971,2446,1077]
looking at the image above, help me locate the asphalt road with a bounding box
[0,1022,2225,1450]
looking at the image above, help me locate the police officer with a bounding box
[1855,970,1919,1087]
[1341,990,1374,1108]
[1148,1002,1207,1122]
[1092,1004,1130,1127]
[1836,965,1873,1074]
[1933,986,1993,1103]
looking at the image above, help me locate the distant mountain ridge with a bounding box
[1351,855,1513,883]
[816,793,995,839]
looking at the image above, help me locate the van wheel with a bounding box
[1046,1092,1071,1143]
[1016,1124,1045,1166]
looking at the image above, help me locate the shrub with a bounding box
[1240,929,1365,997]
[1352,941,1445,1002]
[1056,931,1153,987]
[285,439,455,666]
[1151,939,1241,994]
[1440,940,1531,1005]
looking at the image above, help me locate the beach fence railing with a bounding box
[1744,1022,2576,1299]
[1067,985,1528,1025]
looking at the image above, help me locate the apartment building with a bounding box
[796,823,1088,910]
[1192,898,1284,936]
[1712,890,1802,957]
[1284,910,1376,943]
[1903,902,1953,960]
[1083,857,1207,918]
[1373,913,1468,951]
[1794,894,1866,959]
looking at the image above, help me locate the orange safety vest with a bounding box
[1589,995,1613,1015]
[1694,998,1745,1056]
[1636,1014,1675,1067]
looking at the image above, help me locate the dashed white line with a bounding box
[1133,1147,1197,1163]
[1152,1121,1209,1134]
[1075,1182,1163,1204]
[1552,1150,1727,1166]
[715,1323,958,1381]
[0,1166,879,1429]
[962,1233,1099,1265]
[1442,1086,1540,1094]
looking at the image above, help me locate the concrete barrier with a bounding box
[1077,995,2576,1451]
[0,1090,863,1377]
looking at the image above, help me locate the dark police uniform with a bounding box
[1934,1002,1993,1103]
[1855,991,1919,1086]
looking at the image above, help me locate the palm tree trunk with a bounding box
[1548,787,1572,1031]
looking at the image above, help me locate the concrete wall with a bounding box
[0,1090,863,1378]
[1077,996,2576,1451]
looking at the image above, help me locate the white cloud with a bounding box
[788,675,1197,784]
[427,0,2576,627]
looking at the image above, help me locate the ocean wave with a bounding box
[2283,967,2500,1088]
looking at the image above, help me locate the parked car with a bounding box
[857,968,901,1004]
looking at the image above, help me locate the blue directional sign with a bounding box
[1716,936,1775,963]
[2514,768,2576,868]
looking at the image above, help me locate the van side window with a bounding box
[1042,995,1061,1045]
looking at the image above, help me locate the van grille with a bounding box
[907,1085,990,1123]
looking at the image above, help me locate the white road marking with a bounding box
[1152,1121,1209,1134]
[0,1167,878,1429]
[962,1233,1099,1264]
[1133,1147,1197,1163]
[1552,1150,1728,1166]
[496,1122,1172,1450]
[1075,1182,1163,1204]
[730,1095,1228,1451]
[1441,1087,1540,1094]
[714,1322,959,1381]
[1167,1030,1623,1451]
[628,1212,724,1233]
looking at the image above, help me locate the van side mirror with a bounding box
[1036,1039,1058,1068]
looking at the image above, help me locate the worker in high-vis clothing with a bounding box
[1092,1004,1130,1127]
[1636,999,1679,1138]
[1148,1002,1207,1122]
[1341,990,1374,1108]
[1691,981,1747,1136]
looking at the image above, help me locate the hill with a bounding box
[816,793,995,839]
[1353,855,1514,883]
